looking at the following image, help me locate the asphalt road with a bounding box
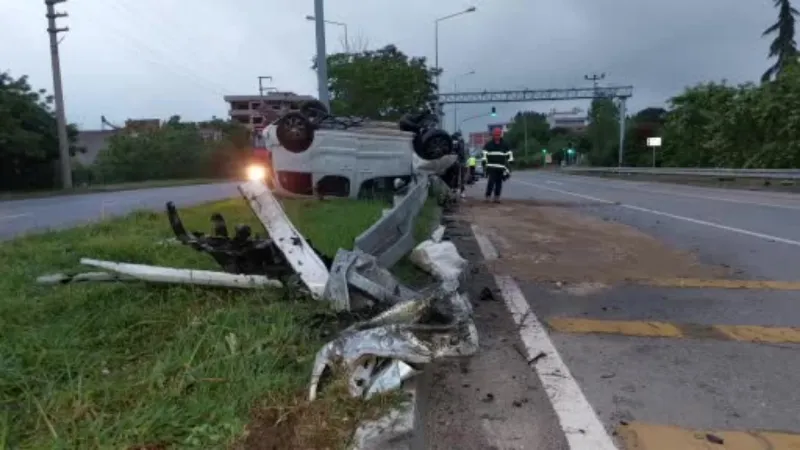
[463,171,800,448]
[0,183,239,240]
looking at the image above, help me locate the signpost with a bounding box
[646,137,662,167]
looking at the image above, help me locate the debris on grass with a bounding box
[26,175,475,448]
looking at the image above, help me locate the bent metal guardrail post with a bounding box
[353,177,431,268]
[238,180,331,298]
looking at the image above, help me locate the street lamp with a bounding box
[452,70,475,132]
[434,6,476,121]
[306,15,349,53]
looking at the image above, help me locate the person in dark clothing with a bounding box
[452,132,468,197]
[481,127,513,202]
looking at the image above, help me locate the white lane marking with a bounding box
[0,213,31,222]
[545,180,564,186]
[516,180,800,247]
[553,174,800,211]
[471,224,618,450]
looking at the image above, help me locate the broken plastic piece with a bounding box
[409,240,467,282]
[36,271,125,284]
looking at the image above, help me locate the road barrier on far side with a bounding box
[562,167,800,180]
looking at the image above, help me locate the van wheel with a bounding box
[300,100,329,126]
[417,128,453,160]
[276,112,315,153]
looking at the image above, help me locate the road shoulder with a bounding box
[423,213,569,450]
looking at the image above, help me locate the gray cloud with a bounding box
[0,0,777,133]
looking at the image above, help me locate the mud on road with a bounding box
[457,199,728,290]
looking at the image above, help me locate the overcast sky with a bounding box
[1,0,777,133]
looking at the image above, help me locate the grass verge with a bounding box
[0,196,399,449]
[0,179,221,202]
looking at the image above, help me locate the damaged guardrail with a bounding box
[36,168,475,448]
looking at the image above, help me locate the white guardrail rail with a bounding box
[561,166,800,179]
[354,175,431,268]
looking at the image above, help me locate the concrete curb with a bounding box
[350,204,446,450]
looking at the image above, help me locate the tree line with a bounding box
[506,0,800,168]
[0,70,253,191]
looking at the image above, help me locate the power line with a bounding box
[79,6,230,97]
[45,0,72,189]
[111,0,248,75]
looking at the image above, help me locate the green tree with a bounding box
[0,71,81,190]
[320,44,440,119]
[505,111,551,155]
[623,107,667,166]
[762,0,799,82]
[586,98,620,165]
[657,64,800,168]
[93,117,251,183]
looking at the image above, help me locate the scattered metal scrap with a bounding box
[36,174,478,406]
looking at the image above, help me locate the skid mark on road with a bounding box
[548,317,800,344]
[471,224,617,450]
[638,277,800,290]
[515,180,800,247]
[617,421,800,449]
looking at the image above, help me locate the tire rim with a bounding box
[428,136,450,158]
[283,116,308,140]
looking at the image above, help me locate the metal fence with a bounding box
[354,176,430,268]
[562,167,800,179]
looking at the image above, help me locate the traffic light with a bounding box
[490,106,496,117]
[567,148,575,155]
[541,148,547,153]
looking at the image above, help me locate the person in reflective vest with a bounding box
[481,127,514,202]
[467,155,477,183]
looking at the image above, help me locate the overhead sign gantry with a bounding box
[435,85,634,166]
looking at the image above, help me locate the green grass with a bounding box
[0,179,220,202]
[0,196,399,449]
[391,198,440,287]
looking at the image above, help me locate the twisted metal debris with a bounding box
[36,167,475,405]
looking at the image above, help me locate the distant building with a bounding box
[547,115,588,132]
[223,92,316,131]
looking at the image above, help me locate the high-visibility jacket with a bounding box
[467,156,476,167]
[482,139,513,169]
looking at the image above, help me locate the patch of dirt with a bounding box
[232,379,402,450]
[459,200,729,284]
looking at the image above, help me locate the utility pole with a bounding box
[258,76,273,96]
[584,72,605,93]
[46,0,72,189]
[313,0,331,111]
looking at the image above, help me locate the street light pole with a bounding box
[434,6,476,123]
[306,15,348,53]
[452,70,475,132]
[312,0,330,110]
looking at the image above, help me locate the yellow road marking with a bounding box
[547,318,684,338]
[617,421,800,449]
[715,325,800,344]
[637,278,800,290]
[547,317,800,344]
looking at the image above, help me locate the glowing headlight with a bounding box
[246,165,266,181]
